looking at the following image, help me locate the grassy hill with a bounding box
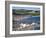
[13,9,40,16]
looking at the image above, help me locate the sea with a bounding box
[13,15,40,30]
[16,15,40,24]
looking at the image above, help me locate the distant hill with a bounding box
[12,9,40,16]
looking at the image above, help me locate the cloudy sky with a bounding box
[12,4,40,11]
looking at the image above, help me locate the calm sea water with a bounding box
[16,16,40,24]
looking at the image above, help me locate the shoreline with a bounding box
[32,16,40,17]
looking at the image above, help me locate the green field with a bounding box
[13,9,40,16]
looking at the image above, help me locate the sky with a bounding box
[12,7,40,11]
[12,4,40,11]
